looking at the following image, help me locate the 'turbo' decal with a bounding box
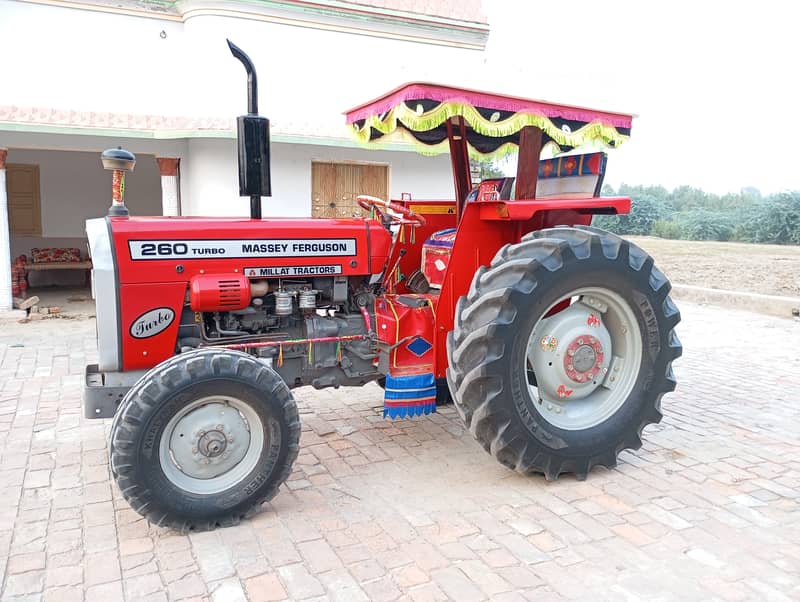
[130,308,175,339]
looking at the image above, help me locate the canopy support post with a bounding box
[446,116,472,221]
[515,125,543,200]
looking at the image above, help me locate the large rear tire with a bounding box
[110,349,300,532]
[446,226,681,480]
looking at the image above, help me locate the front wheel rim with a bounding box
[158,396,266,495]
[525,287,643,430]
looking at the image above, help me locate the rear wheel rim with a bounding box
[525,287,642,430]
[158,396,266,494]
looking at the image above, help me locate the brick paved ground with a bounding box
[0,301,798,601]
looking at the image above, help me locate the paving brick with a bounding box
[495,533,550,565]
[297,538,342,572]
[391,564,430,588]
[43,584,83,601]
[4,570,45,596]
[44,565,82,587]
[7,551,46,574]
[398,543,448,571]
[84,552,121,586]
[167,573,207,600]
[124,573,165,599]
[431,567,486,602]
[209,578,247,602]
[244,572,287,602]
[277,563,325,599]
[86,580,124,602]
[317,569,369,602]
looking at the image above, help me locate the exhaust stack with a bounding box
[227,39,271,219]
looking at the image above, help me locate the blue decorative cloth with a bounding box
[384,372,436,419]
[538,152,607,179]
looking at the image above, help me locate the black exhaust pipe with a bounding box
[227,39,271,219]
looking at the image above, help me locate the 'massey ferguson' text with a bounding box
[128,238,357,260]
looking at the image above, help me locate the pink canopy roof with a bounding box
[345,82,634,156]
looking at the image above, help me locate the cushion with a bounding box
[30,247,82,263]
[538,152,607,179]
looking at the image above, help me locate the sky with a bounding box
[480,0,799,195]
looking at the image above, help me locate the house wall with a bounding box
[0,2,188,116]
[0,2,481,121]
[180,140,456,217]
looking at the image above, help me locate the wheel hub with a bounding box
[564,335,605,383]
[528,301,613,403]
[198,430,228,458]
[525,289,643,431]
[166,402,252,480]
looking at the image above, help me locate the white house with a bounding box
[0,0,489,308]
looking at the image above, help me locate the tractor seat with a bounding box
[465,151,608,203]
[420,152,608,289]
[536,151,607,199]
[421,228,456,289]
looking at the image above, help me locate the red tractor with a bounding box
[85,43,681,531]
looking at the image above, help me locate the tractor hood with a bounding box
[102,215,392,284]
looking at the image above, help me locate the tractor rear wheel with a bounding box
[446,226,681,480]
[110,349,300,532]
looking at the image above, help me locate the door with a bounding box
[311,162,389,218]
[6,164,42,235]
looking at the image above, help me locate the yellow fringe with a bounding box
[350,100,629,156]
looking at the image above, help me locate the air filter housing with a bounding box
[189,274,251,312]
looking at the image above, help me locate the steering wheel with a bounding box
[357,195,426,228]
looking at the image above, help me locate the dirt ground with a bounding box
[627,236,800,297]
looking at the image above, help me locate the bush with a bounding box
[673,210,735,241]
[592,194,666,236]
[652,219,682,239]
[748,192,800,244]
[592,183,799,244]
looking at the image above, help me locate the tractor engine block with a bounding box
[177,275,379,390]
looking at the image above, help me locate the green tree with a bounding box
[748,192,800,244]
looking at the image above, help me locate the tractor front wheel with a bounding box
[446,226,681,479]
[110,349,300,532]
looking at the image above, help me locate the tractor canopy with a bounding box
[345,82,634,159]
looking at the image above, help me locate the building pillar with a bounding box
[156,157,181,216]
[0,149,12,311]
